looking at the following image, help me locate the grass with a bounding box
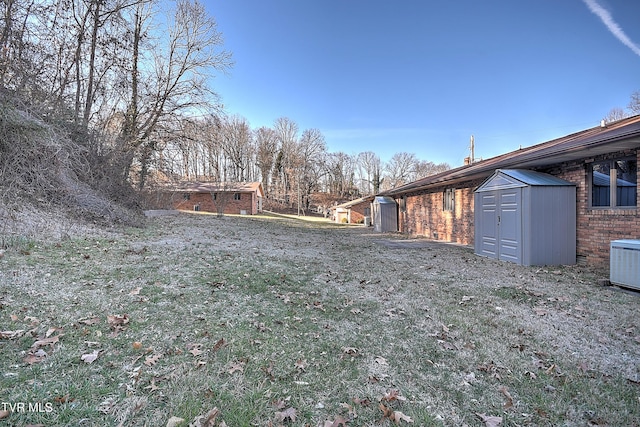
[1,212,639,426]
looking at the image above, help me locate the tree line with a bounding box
[0,0,448,212]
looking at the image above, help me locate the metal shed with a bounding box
[372,196,398,233]
[474,169,576,266]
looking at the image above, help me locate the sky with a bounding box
[204,0,640,167]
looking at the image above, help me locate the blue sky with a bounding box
[206,0,640,167]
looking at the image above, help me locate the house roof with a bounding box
[383,114,640,196]
[331,196,375,210]
[172,181,265,198]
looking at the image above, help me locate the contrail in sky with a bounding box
[583,0,640,57]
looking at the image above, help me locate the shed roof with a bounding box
[383,114,640,196]
[476,169,575,192]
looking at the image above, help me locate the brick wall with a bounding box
[172,191,258,215]
[541,150,640,266]
[397,179,483,246]
[349,201,371,223]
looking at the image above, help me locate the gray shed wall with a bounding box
[474,170,576,266]
[373,197,398,233]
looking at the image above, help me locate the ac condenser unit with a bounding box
[610,240,640,289]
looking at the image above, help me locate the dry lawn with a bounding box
[0,212,639,426]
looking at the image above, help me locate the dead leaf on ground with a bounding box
[107,314,130,328]
[323,415,348,426]
[190,407,220,427]
[144,354,161,366]
[81,349,100,364]
[0,330,25,339]
[24,349,48,364]
[212,337,228,352]
[78,316,101,325]
[129,287,143,295]
[476,413,503,427]
[274,407,296,423]
[381,389,407,402]
[498,386,513,409]
[227,360,245,374]
[31,334,63,350]
[166,416,185,427]
[0,410,8,419]
[294,358,307,372]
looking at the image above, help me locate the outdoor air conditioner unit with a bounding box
[610,240,640,289]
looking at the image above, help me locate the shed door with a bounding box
[479,193,498,257]
[478,189,522,263]
[498,190,522,263]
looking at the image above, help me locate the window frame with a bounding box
[234,193,241,201]
[588,157,637,209]
[443,188,455,212]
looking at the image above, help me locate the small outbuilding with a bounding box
[372,196,398,233]
[474,169,576,266]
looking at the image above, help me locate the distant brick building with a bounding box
[162,182,264,215]
[331,197,374,224]
[382,115,640,267]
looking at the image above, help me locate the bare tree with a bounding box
[384,152,418,189]
[271,117,299,203]
[629,90,640,114]
[255,126,277,196]
[119,0,232,189]
[414,160,450,179]
[356,151,382,195]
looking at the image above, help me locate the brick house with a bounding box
[167,182,264,215]
[331,196,374,224]
[381,115,640,267]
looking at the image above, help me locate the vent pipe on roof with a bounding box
[600,119,606,128]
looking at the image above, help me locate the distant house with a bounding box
[381,115,640,267]
[330,196,374,224]
[164,182,264,215]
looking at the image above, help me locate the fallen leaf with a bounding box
[323,416,348,427]
[498,386,513,410]
[81,349,100,364]
[0,330,25,339]
[166,416,185,427]
[79,316,100,325]
[342,347,359,356]
[392,410,414,424]
[476,413,502,427]
[374,356,388,365]
[227,360,245,374]
[0,410,9,419]
[189,347,204,357]
[132,341,143,350]
[381,389,407,402]
[190,407,220,427]
[212,337,227,352]
[144,354,161,366]
[107,314,130,328]
[294,358,307,372]
[144,378,160,391]
[31,334,63,349]
[274,407,296,423]
[10,314,19,321]
[24,349,48,364]
[129,287,143,295]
